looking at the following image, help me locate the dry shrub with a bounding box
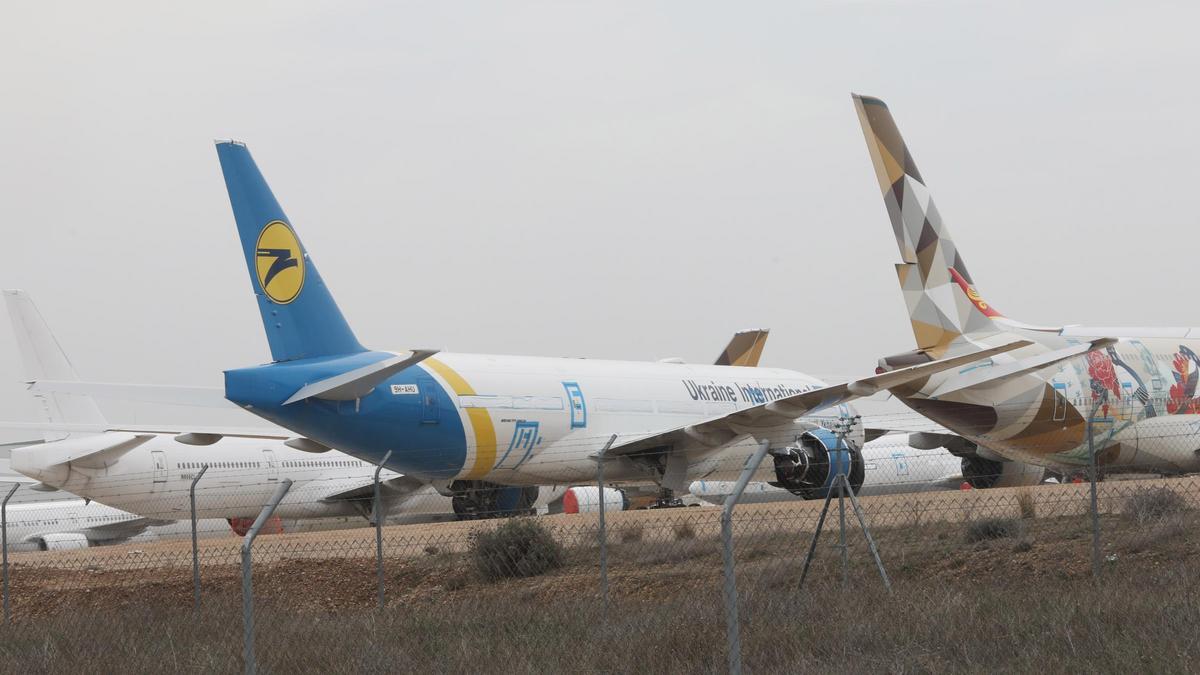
[469,518,563,582]
[619,522,645,543]
[673,521,697,541]
[965,517,1023,543]
[1016,490,1037,519]
[1125,487,1189,526]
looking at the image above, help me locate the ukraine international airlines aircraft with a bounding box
[210,141,1022,512]
[855,94,1200,477]
[1,290,472,523]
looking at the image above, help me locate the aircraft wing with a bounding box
[83,516,169,542]
[608,340,1032,457]
[318,474,428,503]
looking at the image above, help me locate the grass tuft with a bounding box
[965,517,1023,543]
[1125,487,1189,526]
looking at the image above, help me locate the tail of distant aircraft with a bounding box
[2,290,107,438]
[215,141,366,363]
[714,329,770,367]
[852,95,1006,353]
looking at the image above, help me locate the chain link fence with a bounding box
[1,416,1199,672]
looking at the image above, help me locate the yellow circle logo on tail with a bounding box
[255,221,305,304]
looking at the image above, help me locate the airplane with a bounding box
[0,495,169,551]
[4,293,768,521]
[206,140,1026,511]
[0,289,520,524]
[688,434,967,505]
[854,93,1200,477]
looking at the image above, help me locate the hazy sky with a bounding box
[2,1,1198,436]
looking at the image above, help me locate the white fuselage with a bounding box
[0,499,143,551]
[258,354,864,488]
[9,434,441,522]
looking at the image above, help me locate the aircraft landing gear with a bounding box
[648,488,686,509]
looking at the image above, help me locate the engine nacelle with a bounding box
[36,533,90,551]
[961,455,1045,489]
[227,516,285,537]
[561,487,628,514]
[769,428,865,499]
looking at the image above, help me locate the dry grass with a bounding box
[1017,489,1037,519]
[964,517,1023,543]
[3,491,1200,673]
[3,567,1200,674]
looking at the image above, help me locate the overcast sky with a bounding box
[1,1,1197,436]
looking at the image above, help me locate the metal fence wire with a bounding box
[1,416,1200,672]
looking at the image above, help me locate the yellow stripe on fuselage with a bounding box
[423,357,496,479]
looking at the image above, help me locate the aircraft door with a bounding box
[419,376,439,424]
[1052,382,1068,422]
[151,450,168,485]
[262,449,279,481]
[563,382,586,429]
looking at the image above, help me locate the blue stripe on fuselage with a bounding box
[224,351,467,479]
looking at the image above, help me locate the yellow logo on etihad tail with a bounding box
[255,221,305,304]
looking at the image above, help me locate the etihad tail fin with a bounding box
[852,94,1004,351]
[215,141,366,363]
[2,290,107,437]
[714,329,769,367]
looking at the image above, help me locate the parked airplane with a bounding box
[689,434,965,505]
[854,94,1200,477]
[0,290,480,523]
[206,140,1024,511]
[0,490,164,551]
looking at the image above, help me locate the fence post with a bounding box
[190,464,209,611]
[720,440,771,675]
[374,450,393,611]
[837,474,848,590]
[1,482,18,624]
[1087,412,1101,580]
[242,479,292,675]
[591,435,617,607]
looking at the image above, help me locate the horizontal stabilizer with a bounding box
[0,421,291,440]
[928,338,1116,398]
[28,380,232,409]
[31,432,155,469]
[283,350,438,405]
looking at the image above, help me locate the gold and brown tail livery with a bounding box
[715,329,769,367]
[853,94,1000,351]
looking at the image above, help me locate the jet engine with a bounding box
[961,455,1045,489]
[35,533,90,551]
[560,486,628,514]
[769,428,864,500]
[449,481,540,519]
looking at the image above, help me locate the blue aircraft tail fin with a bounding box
[216,141,366,362]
